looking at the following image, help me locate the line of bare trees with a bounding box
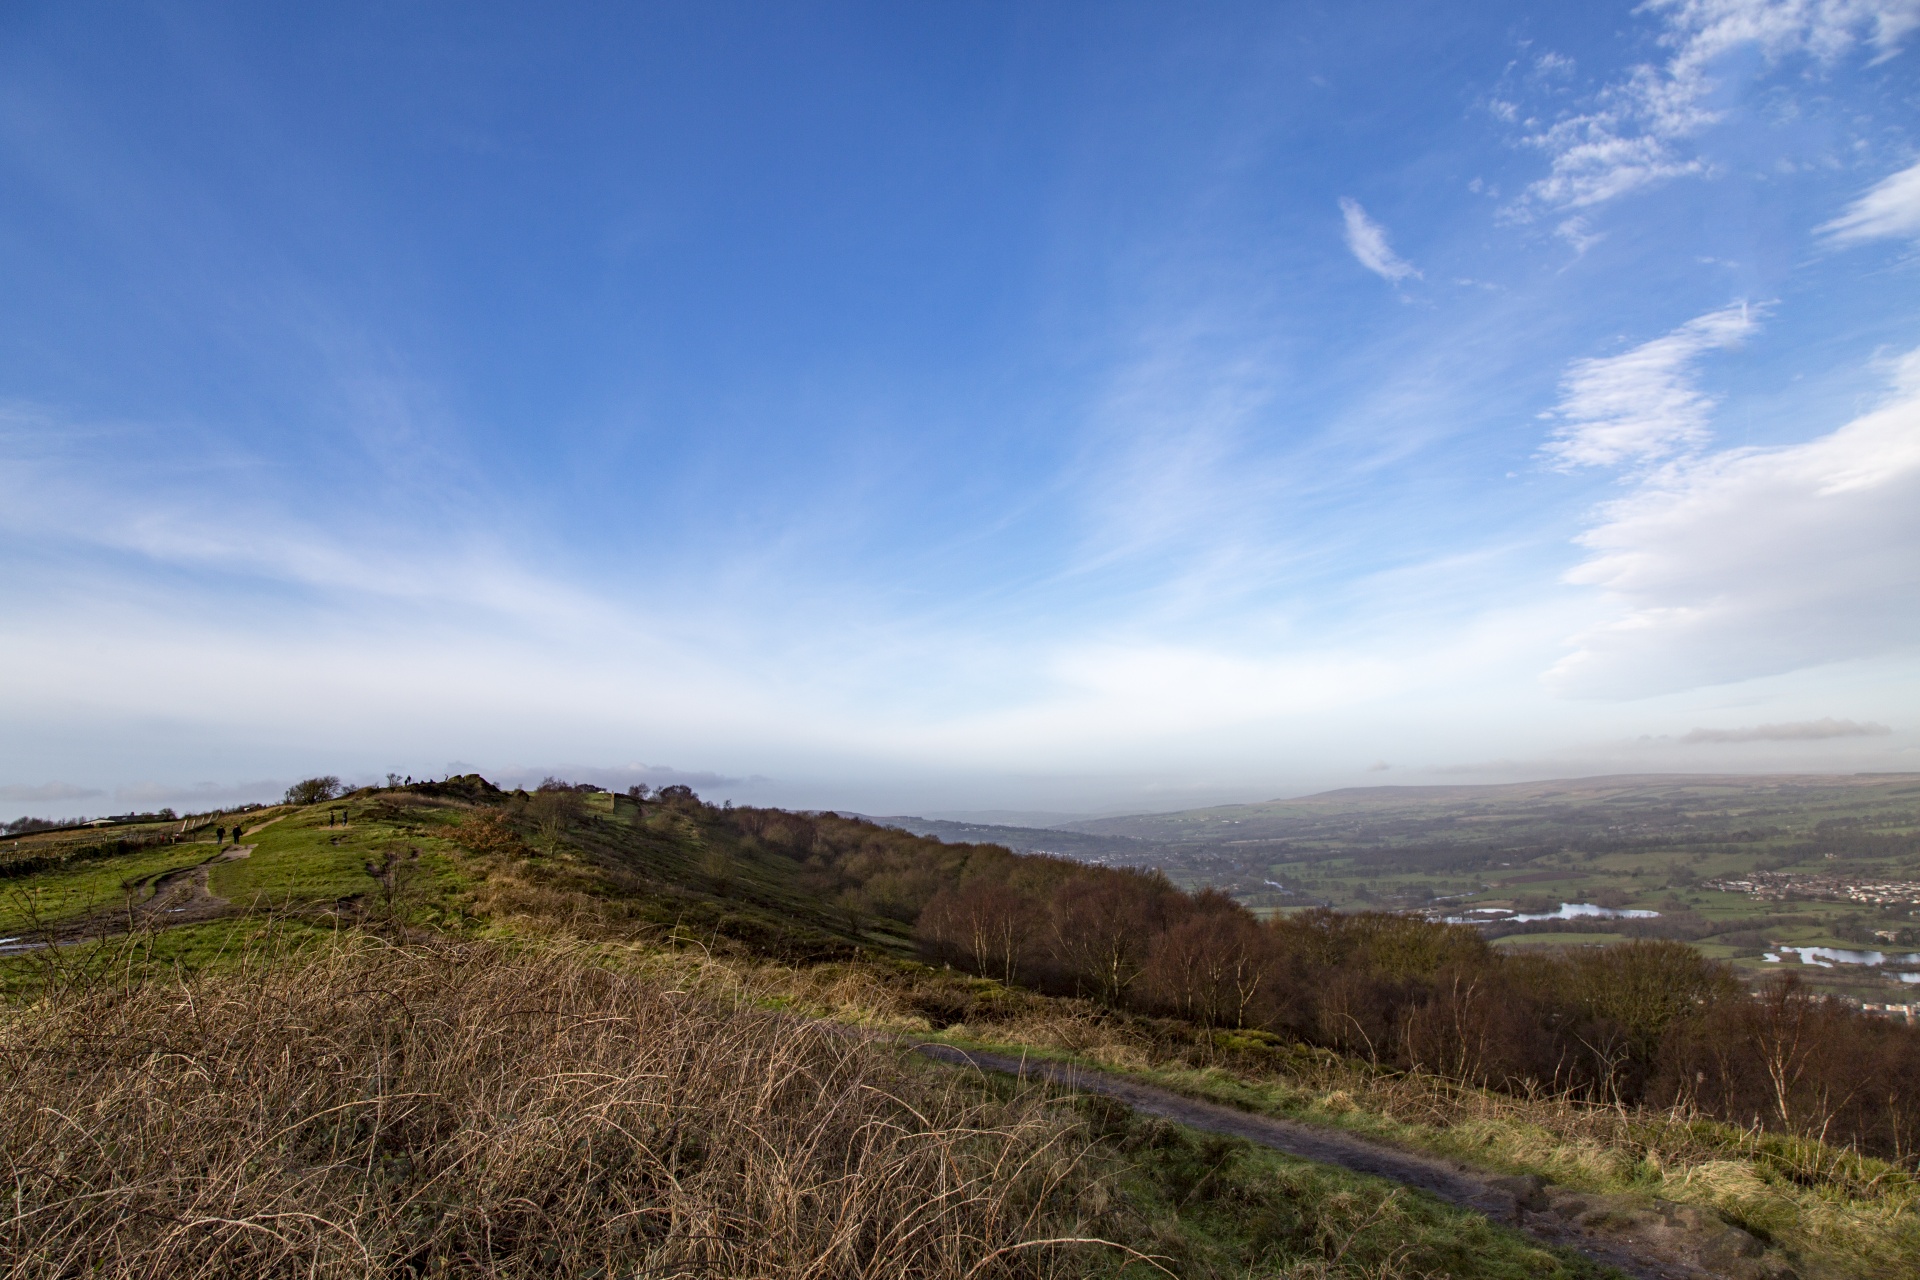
[711,805,1920,1160]
[914,861,1920,1162]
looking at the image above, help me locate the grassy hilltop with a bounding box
[3,776,1918,1279]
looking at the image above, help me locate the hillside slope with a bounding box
[6,776,1918,1279]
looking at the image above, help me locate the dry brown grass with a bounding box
[940,1004,1920,1280]
[0,936,1125,1279]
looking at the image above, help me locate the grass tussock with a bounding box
[0,932,1610,1280]
[0,937,1105,1279]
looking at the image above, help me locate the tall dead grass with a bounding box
[0,937,1118,1279]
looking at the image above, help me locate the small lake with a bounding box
[1764,946,1920,978]
[1515,902,1660,922]
[1443,902,1661,925]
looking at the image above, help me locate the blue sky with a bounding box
[3,0,1919,819]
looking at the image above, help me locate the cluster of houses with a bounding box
[1703,869,1920,906]
[1857,1002,1917,1023]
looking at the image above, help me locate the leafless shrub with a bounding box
[523,788,583,855]
[449,812,526,859]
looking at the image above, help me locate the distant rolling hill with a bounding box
[1059,772,1920,846]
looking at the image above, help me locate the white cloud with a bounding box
[0,781,103,803]
[0,405,595,626]
[1522,123,1706,213]
[1820,159,1920,245]
[1555,217,1605,254]
[1516,0,1920,214]
[1680,717,1890,742]
[110,780,287,810]
[1339,198,1420,283]
[1550,347,1920,695]
[1541,303,1759,468]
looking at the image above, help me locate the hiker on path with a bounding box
[216,826,225,844]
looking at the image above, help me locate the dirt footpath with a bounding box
[3,843,253,951]
[135,842,252,926]
[916,1044,1796,1280]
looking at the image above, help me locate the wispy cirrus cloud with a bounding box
[0,403,615,632]
[1541,302,1759,469]
[1512,0,1920,216]
[1680,718,1891,743]
[1338,198,1420,283]
[1820,158,1920,245]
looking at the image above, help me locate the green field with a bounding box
[1047,774,1920,1002]
[1,839,216,933]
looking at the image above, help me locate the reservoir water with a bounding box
[1443,902,1661,925]
[1514,902,1660,922]
[1764,945,1920,978]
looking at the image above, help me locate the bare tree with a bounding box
[526,789,582,855]
[285,776,342,805]
[1045,871,1176,1006]
[365,847,421,920]
[1144,897,1271,1028]
[919,879,1033,984]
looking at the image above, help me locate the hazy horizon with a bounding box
[14,765,1920,829]
[5,2,1918,820]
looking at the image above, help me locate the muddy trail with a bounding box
[0,814,300,956]
[0,843,252,954]
[916,1044,1797,1280]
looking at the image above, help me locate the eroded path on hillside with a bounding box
[1,842,254,952]
[6,813,298,953]
[916,1044,1794,1280]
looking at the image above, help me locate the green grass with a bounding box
[209,810,467,908]
[18,790,894,966]
[0,840,220,932]
[1064,1095,1606,1279]
[923,1026,1917,1280]
[0,915,344,999]
[0,805,485,939]
[0,817,188,860]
